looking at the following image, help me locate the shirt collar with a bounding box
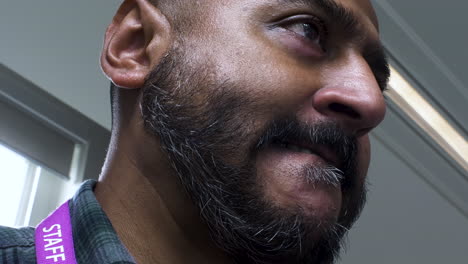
[69,180,135,264]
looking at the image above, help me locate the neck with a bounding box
[95,124,231,264]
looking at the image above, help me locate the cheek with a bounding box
[202,33,320,114]
[220,57,321,119]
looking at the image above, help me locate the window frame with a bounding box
[0,63,110,183]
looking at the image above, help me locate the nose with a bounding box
[312,52,386,137]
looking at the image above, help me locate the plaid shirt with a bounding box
[0,180,135,264]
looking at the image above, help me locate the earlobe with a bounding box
[101,0,172,89]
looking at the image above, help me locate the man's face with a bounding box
[141,0,388,263]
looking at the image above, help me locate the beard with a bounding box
[140,45,367,264]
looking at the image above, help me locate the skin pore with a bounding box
[96,0,388,263]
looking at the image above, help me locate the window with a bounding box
[0,143,75,227]
[0,64,110,227]
[0,143,36,226]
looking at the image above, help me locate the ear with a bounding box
[101,0,171,89]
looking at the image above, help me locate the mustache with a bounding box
[255,117,358,186]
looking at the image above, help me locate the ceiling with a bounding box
[0,0,119,130]
[373,0,468,138]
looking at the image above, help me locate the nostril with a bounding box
[329,103,361,119]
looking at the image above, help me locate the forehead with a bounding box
[205,0,379,32]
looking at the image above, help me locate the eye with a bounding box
[286,23,319,43]
[282,17,327,51]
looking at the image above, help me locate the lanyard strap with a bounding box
[35,201,78,264]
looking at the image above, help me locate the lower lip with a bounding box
[256,145,343,218]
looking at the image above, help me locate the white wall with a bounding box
[341,136,468,263]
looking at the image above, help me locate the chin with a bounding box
[256,149,346,221]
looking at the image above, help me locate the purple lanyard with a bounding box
[35,201,78,264]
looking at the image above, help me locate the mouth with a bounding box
[252,120,358,221]
[271,139,341,169]
[256,139,345,220]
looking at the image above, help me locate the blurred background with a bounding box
[0,1,467,263]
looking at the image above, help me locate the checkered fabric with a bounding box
[0,180,135,264]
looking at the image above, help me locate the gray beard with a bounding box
[140,46,366,264]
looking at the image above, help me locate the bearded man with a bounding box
[0,0,389,263]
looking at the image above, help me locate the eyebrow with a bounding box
[276,0,391,91]
[364,41,390,91]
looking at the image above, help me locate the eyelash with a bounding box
[272,15,389,93]
[280,16,329,51]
